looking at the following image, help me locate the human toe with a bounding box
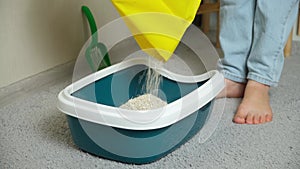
[266,114,273,122]
[253,115,261,124]
[245,113,254,124]
[233,116,246,124]
[233,107,247,124]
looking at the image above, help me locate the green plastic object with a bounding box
[82,6,111,72]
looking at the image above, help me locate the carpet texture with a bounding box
[0,42,299,169]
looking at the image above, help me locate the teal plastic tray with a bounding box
[58,58,224,164]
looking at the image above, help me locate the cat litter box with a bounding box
[57,57,224,164]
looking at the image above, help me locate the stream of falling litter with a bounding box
[120,58,167,110]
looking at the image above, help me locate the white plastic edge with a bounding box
[57,58,225,130]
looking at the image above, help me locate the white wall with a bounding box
[0,0,119,88]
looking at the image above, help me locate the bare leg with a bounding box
[233,80,273,124]
[217,78,246,98]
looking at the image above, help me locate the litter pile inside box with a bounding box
[120,94,167,110]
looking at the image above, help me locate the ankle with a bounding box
[221,79,246,98]
[247,80,270,91]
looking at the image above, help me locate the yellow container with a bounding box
[111,0,201,61]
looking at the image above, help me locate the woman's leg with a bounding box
[247,0,299,86]
[218,0,256,97]
[234,0,300,124]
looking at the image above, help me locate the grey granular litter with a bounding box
[120,94,167,110]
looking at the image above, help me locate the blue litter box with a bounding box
[57,58,224,164]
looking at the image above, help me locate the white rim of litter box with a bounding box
[57,58,224,130]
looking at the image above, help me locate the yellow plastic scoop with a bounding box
[111,0,201,61]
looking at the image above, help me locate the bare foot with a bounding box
[233,80,273,124]
[217,79,246,98]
